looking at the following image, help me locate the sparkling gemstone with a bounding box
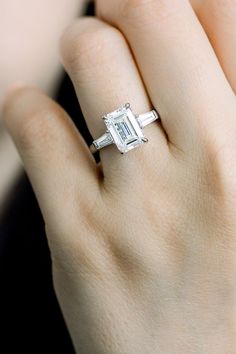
[104,105,145,153]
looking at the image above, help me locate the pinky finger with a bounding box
[3,87,99,231]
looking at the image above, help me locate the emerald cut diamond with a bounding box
[90,104,158,155]
[104,104,146,153]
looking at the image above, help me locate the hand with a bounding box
[3,1,236,353]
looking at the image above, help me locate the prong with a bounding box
[142,138,149,143]
[90,143,98,154]
[125,103,131,109]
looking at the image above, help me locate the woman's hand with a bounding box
[3,0,236,353]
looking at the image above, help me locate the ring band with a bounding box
[90,103,159,154]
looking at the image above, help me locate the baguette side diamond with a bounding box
[93,133,114,150]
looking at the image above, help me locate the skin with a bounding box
[0,0,86,109]
[0,0,85,210]
[3,0,236,353]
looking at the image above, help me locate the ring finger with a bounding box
[60,18,168,183]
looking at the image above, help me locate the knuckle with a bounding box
[201,131,236,198]
[61,19,124,72]
[18,102,60,153]
[123,0,167,11]
[3,87,62,154]
[109,238,146,278]
[119,0,180,26]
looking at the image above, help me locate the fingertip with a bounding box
[59,17,112,71]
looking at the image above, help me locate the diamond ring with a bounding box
[90,103,159,154]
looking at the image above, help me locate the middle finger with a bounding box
[97,0,234,149]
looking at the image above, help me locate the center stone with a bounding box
[104,105,145,153]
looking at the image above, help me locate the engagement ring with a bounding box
[90,103,159,154]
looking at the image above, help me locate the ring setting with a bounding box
[90,103,159,154]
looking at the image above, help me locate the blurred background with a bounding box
[0,1,94,353]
